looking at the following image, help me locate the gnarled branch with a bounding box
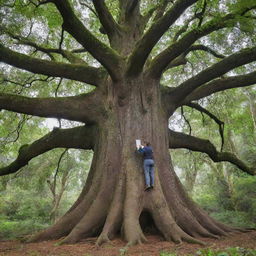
[0,44,106,86]
[163,43,225,72]
[187,45,225,59]
[185,102,225,151]
[169,130,255,175]
[126,0,198,76]
[0,125,97,176]
[51,0,123,81]
[92,0,120,39]
[147,8,251,78]
[171,46,256,104]
[0,91,104,124]
[183,70,256,103]
[5,31,87,64]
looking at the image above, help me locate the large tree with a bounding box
[0,0,255,246]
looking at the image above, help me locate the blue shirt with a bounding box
[138,146,154,160]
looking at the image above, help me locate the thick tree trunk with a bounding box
[29,77,236,245]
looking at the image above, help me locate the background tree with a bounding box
[0,0,255,246]
[172,85,256,229]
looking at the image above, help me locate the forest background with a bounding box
[0,0,255,246]
[0,85,255,241]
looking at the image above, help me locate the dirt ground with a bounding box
[0,231,255,256]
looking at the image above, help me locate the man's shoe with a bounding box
[145,186,151,191]
[150,185,154,189]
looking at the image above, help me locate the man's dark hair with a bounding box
[146,142,151,146]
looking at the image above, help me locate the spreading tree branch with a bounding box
[0,114,31,145]
[147,9,252,78]
[169,130,255,175]
[0,125,97,176]
[183,70,256,103]
[164,54,188,71]
[162,44,224,72]
[173,11,199,42]
[51,0,123,81]
[126,0,198,76]
[60,50,87,64]
[0,44,106,86]
[171,46,256,104]
[0,91,104,124]
[187,44,225,59]
[4,30,87,64]
[2,76,54,93]
[92,0,120,38]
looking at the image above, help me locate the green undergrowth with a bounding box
[0,217,48,241]
[210,211,256,229]
[159,247,256,256]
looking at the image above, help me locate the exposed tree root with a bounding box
[96,233,112,247]
[28,131,239,247]
[96,174,125,246]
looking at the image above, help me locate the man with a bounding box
[138,142,154,191]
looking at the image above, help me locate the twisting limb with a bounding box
[51,0,123,81]
[59,27,65,50]
[0,125,96,176]
[182,70,256,103]
[3,30,87,64]
[170,46,256,104]
[0,91,104,123]
[1,114,31,144]
[146,6,256,78]
[0,44,106,86]
[164,54,188,71]
[173,12,199,42]
[2,76,55,94]
[2,28,56,56]
[169,130,255,175]
[92,0,120,38]
[126,0,198,76]
[186,45,225,59]
[172,0,207,41]
[79,1,98,17]
[185,102,225,151]
[181,106,192,135]
[60,50,86,64]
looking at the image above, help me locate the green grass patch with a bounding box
[0,219,48,240]
[159,247,256,256]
